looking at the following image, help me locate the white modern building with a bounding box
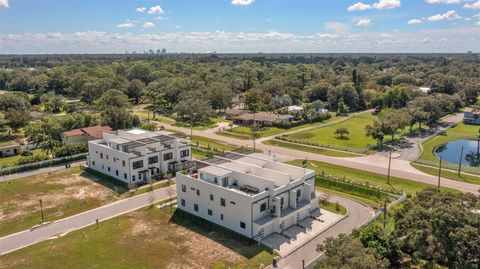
[87,128,191,185]
[176,153,319,240]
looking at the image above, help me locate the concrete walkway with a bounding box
[0,185,176,255]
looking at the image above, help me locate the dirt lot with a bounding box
[0,166,119,236]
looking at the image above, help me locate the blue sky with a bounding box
[0,0,479,53]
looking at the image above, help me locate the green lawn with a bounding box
[288,113,377,151]
[263,139,360,157]
[132,109,176,124]
[288,160,455,196]
[0,149,45,168]
[192,136,238,151]
[1,206,272,269]
[319,199,348,215]
[419,122,480,163]
[412,163,480,186]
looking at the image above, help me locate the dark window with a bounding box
[100,153,103,159]
[132,175,136,181]
[107,167,111,172]
[124,173,127,179]
[138,173,142,180]
[180,149,189,157]
[194,204,199,212]
[240,222,246,229]
[214,177,218,184]
[220,198,226,207]
[181,184,186,192]
[222,178,229,187]
[296,189,301,198]
[92,161,95,166]
[132,160,143,169]
[196,189,200,196]
[260,203,267,212]
[280,197,284,209]
[208,209,212,216]
[181,199,185,207]
[106,154,108,160]
[221,214,224,220]
[115,170,118,176]
[148,156,159,164]
[210,194,214,201]
[122,160,125,167]
[163,152,173,161]
[230,201,236,205]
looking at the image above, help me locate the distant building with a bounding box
[62,125,112,145]
[286,105,304,114]
[0,141,22,158]
[176,153,319,240]
[463,109,480,125]
[87,128,191,185]
[233,111,294,126]
[419,87,431,94]
[225,108,249,120]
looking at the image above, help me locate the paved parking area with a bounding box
[261,209,344,256]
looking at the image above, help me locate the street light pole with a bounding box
[39,199,44,223]
[458,145,464,176]
[387,150,392,185]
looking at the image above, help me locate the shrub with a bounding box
[54,143,88,158]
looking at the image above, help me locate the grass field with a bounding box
[0,166,120,237]
[0,149,45,168]
[319,199,348,215]
[263,139,360,157]
[288,160,454,196]
[132,109,176,125]
[419,122,480,163]
[1,206,272,269]
[288,113,377,151]
[411,163,480,186]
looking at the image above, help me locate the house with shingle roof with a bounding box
[62,125,112,145]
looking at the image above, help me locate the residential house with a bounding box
[87,128,191,185]
[176,153,319,240]
[62,125,112,145]
[464,109,480,125]
[0,141,22,158]
[233,112,294,126]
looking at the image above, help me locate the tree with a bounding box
[353,224,402,266]
[0,93,31,128]
[145,82,168,119]
[41,91,65,113]
[366,122,385,147]
[127,62,152,84]
[244,88,262,110]
[125,79,144,104]
[208,82,234,111]
[394,189,479,268]
[334,127,349,139]
[96,89,136,130]
[316,234,390,269]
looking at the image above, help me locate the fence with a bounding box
[0,153,87,176]
[304,192,407,269]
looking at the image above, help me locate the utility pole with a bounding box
[252,108,257,152]
[458,145,464,176]
[39,199,44,223]
[438,156,442,189]
[387,150,392,184]
[383,200,387,229]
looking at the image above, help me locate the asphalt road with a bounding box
[266,195,375,269]
[0,185,176,255]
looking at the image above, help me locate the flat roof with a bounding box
[199,166,232,177]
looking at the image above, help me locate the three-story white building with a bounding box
[87,128,191,185]
[176,153,319,240]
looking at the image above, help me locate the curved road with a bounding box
[267,194,375,269]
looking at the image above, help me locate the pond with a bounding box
[434,139,480,167]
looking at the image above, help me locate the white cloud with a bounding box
[0,0,8,8]
[373,0,401,9]
[324,22,351,33]
[408,19,423,24]
[426,0,461,4]
[464,0,480,9]
[117,22,135,28]
[356,18,371,26]
[423,37,432,43]
[348,2,372,11]
[143,22,155,28]
[135,7,146,13]
[427,10,461,21]
[148,5,165,14]
[231,0,254,6]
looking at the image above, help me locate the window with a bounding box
[100,153,103,159]
[122,160,125,167]
[280,197,284,209]
[92,161,95,166]
[208,209,212,216]
[221,214,224,220]
[230,201,236,205]
[296,189,301,198]
[220,198,226,207]
[132,160,143,170]
[124,173,127,179]
[181,199,185,207]
[148,156,158,164]
[132,175,136,182]
[214,177,218,184]
[196,189,200,196]
[194,204,199,212]
[222,177,229,188]
[113,157,116,162]
[240,222,246,229]
[107,167,111,172]
[106,154,108,160]
[115,170,118,176]
[163,152,173,161]
[181,184,186,192]
[209,194,214,201]
[260,203,267,212]
[138,173,142,180]
[180,149,189,157]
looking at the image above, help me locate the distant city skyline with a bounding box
[0,0,479,54]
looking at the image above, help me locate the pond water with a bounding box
[434,139,480,167]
